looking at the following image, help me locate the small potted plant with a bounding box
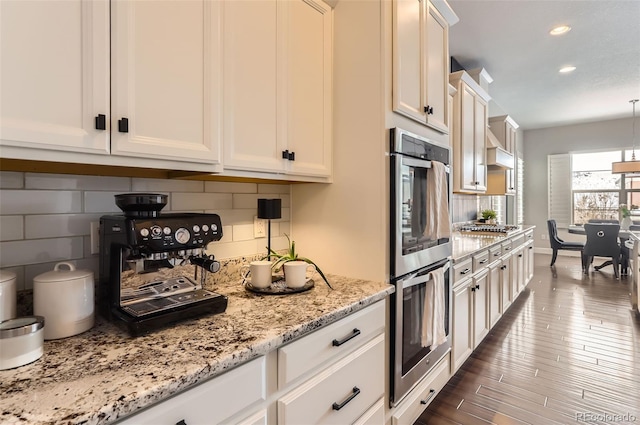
[619,204,637,229]
[481,209,498,224]
[266,234,333,289]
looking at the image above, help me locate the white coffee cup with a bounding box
[240,261,273,288]
[284,261,316,289]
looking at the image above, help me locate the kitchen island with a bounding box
[0,267,393,425]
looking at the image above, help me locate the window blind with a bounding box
[548,154,572,228]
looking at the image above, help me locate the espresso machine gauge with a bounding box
[99,193,228,336]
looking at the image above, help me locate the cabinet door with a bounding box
[223,0,281,173]
[460,86,477,191]
[0,0,109,155]
[500,254,512,312]
[283,0,332,177]
[526,242,535,284]
[473,95,488,191]
[488,261,502,327]
[111,0,221,164]
[424,2,449,134]
[472,270,489,347]
[513,246,525,297]
[505,124,517,194]
[392,0,426,123]
[452,280,473,372]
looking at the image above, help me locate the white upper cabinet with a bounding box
[1,0,221,170]
[487,115,519,195]
[111,0,222,165]
[224,0,332,179]
[0,0,110,155]
[450,71,490,193]
[392,0,457,134]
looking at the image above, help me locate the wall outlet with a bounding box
[254,216,266,238]
[90,222,100,254]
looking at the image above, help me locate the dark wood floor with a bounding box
[417,253,640,425]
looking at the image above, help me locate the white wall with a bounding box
[523,116,633,248]
[0,171,290,290]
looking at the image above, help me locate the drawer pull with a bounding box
[332,386,360,411]
[176,420,187,425]
[479,259,488,264]
[332,328,361,347]
[504,247,511,251]
[420,389,436,405]
[460,268,471,275]
[494,252,501,256]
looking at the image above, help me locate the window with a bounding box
[548,150,640,227]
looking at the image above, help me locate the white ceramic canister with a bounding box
[0,269,17,322]
[0,316,45,370]
[33,262,94,340]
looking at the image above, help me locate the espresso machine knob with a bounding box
[175,227,191,244]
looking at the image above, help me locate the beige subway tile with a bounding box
[0,190,81,215]
[25,173,130,191]
[210,209,255,226]
[232,223,254,242]
[25,214,101,239]
[258,183,290,194]
[0,216,24,241]
[132,178,203,193]
[206,239,262,261]
[205,181,257,194]
[84,191,129,213]
[0,237,83,268]
[170,193,232,211]
[0,172,24,189]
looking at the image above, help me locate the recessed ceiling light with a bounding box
[550,25,571,35]
[559,66,576,73]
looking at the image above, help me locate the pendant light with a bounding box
[612,99,640,174]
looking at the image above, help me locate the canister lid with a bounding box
[0,269,17,284]
[0,316,45,339]
[33,262,93,283]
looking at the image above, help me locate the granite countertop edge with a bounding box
[452,225,536,263]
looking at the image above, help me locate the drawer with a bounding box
[489,245,502,261]
[511,235,525,248]
[391,353,451,425]
[452,258,473,286]
[502,240,513,254]
[472,250,490,271]
[353,398,385,425]
[278,300,385,388]
[525,230,534,242]
[117,356,266,425]
[278,333,385,425]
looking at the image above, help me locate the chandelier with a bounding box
[612,99,640,174]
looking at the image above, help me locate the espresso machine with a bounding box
[99,193,228,335]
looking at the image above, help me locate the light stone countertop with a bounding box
[452,225,536,262]
[0,260,394,425]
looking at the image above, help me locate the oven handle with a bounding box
[401,156,451,173]
[402,262,450,290]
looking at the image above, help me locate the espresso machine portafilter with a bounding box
[99,193,228,336]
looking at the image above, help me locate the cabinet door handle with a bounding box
[282,150,295,161]
[519,254,523,258]
[471,286,475,292]
[282,149,289,159]
[423,105,434,115]
[288,151,295,161]
[420,389,436,405]
[118,117,129,133]
[176,420,187,425]
[475,284,480,289]
[529,246,533,250]
[332,387,360,411]
[460,268,471,275]
[332,328,361,347]
[95,114,106,130]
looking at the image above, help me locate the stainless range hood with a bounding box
[486,129,514,169]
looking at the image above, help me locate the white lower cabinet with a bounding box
[116,356,266,425]
[390,354,451,425]
[452,276,473,372]
[500,252,513,313]
[488,260,502,327]
[525,240,535,284]
[472,269,490,348]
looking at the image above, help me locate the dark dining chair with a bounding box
[547,219,585,266]
[582,223,621,278]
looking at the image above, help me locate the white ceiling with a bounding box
[447,0,640,130]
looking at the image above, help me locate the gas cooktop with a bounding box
[459,224,519,234]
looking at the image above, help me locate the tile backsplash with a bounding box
[0,171,290,291]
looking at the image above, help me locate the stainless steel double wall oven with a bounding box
[389,128,453,406]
